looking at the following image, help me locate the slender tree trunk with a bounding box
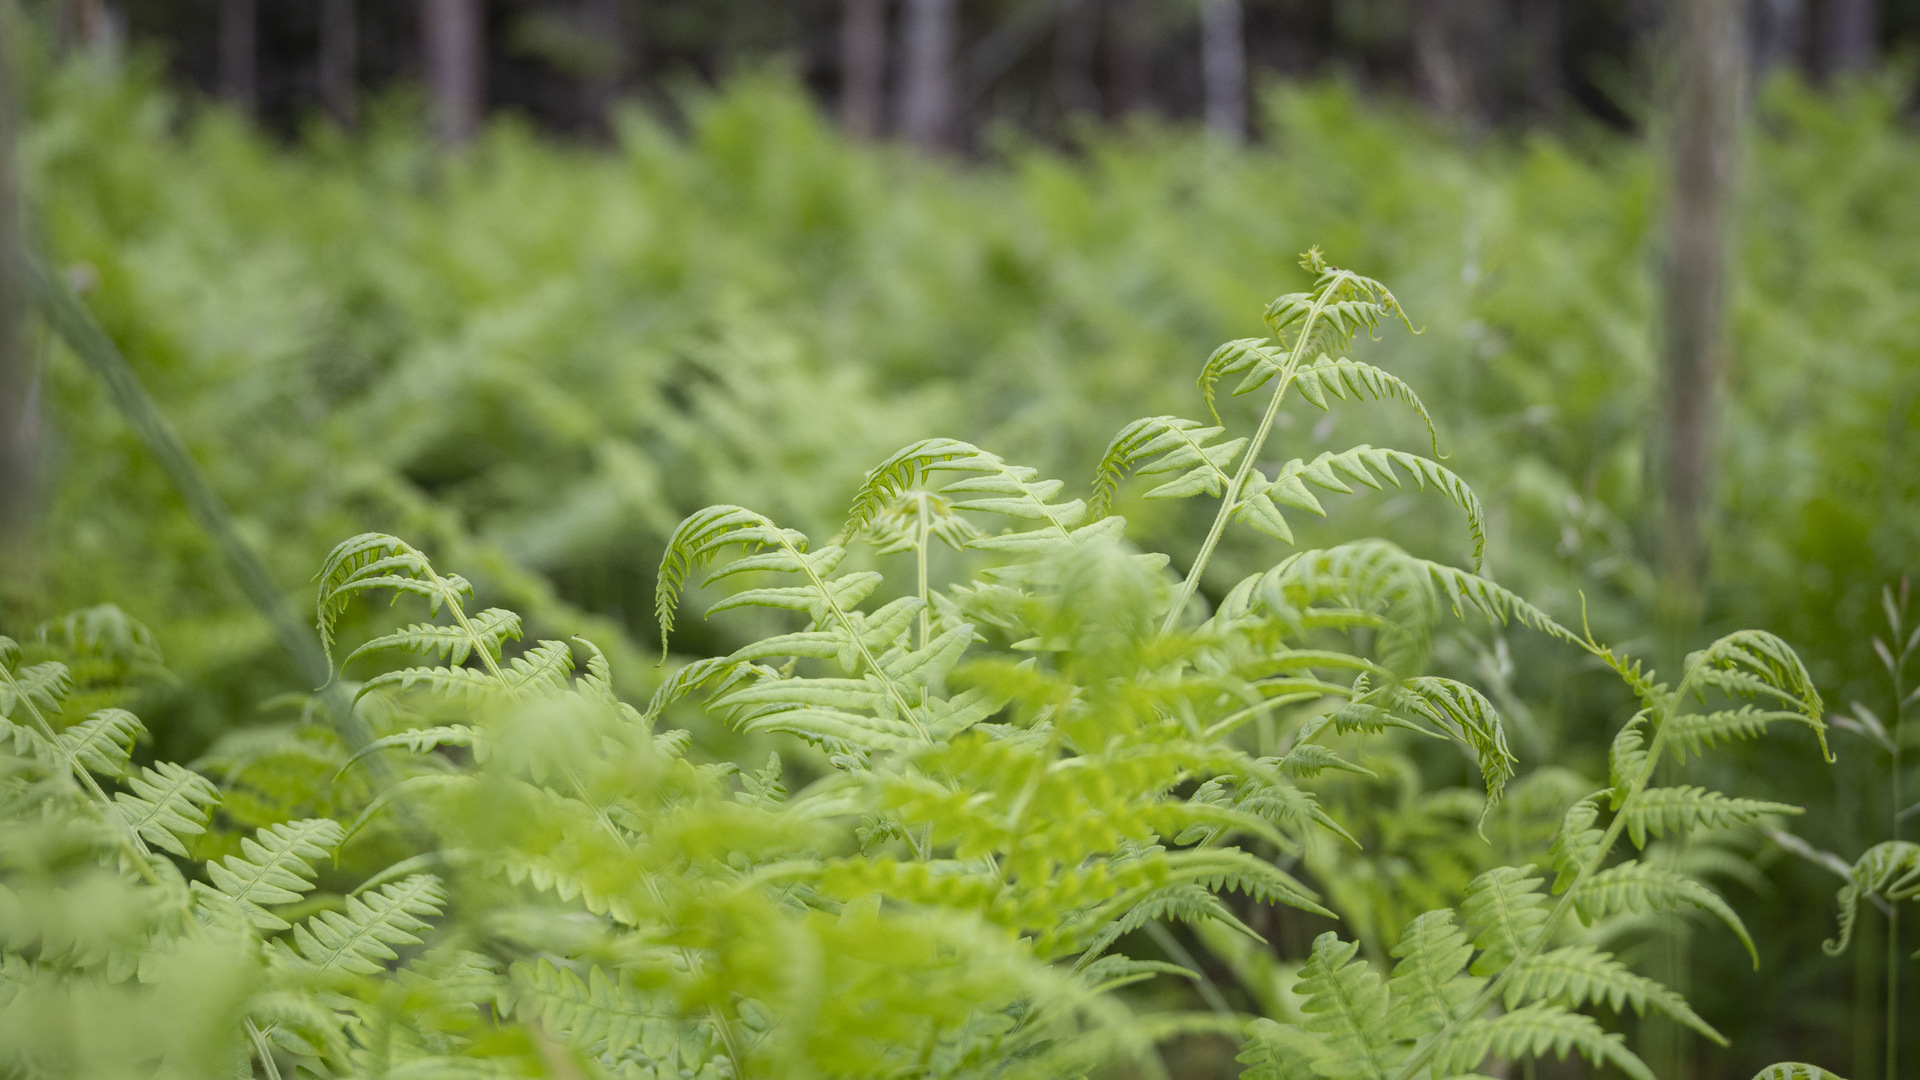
[422,0,484,147]
[1413,0,1467,119]
[1199,0,1244,142]
[1752,0,1806,76]
[0,19,34,552]
[1052,0,1102,119]
[61,0,122,56]
[1823,0,1876,75]
[219,0,257,113]
[1105,0,1151,117]
[898,0,958,150]
[841,0,888,139]
[580,0,625,129]
[320,0,358,128]
[1521,0,1565,118]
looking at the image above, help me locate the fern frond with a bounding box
[1387,678,1515,818]
[1197,338,1289,424]
[1294,931,1396,1080]
[840,437,1003,540]
[1502,945,1722,1042]
[1241,446,1484,567]
[1666,707,1800,760]
[510,958,674,1058]
[58,708,144,778]
[200,818,346,930]
[1444,1003,1653,1080]
[316,534,478,668]
[1574,860,1756,965]
[1549,796,1606,893]
[1747,1065,1847,1080]
[340,725,483,775]
[1822,840,1920,956]
[1237,1017,1327,1080]
[1459,866,1550,977]
[113,761,221,857]
[1618,787,1801,848]
[1288,356,1441,456]
[642,657,766,721]
[278,874,446,976]
[343,609,523,670]
[1682,631,1826,748]
[1382,910,1478,1041]
[1089,417,1245,519]
[0,657,72,723]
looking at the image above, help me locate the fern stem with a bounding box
[916,493,932,653]
[1159,274,1350,637]
[247,1020,285,1080]
[1388,654,1695,1080]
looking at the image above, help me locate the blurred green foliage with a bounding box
[5,47,1919,1078]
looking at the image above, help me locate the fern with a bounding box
[199,818,346,930]
[275,874,447,976]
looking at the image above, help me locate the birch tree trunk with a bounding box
[841,0,888,139]
[898,0,958,150]
[1657,0,1743,640]
[1199,0,1245,142]
[422,0,484,147]
[320,0,358,128]
[219,0,257,113]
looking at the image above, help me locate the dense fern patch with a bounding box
[0,255,1849,1080]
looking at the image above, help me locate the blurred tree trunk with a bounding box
[219,0,257,113]
[580,0,626,128]
[59,0,122,56]
[841,0,888,139]
[1657,0,1743,645]
[1822,0,1876,74]
[1052,0,1102,119]
[1105,0,1151,117]
[1413,0,1467,119]
[0,16,33,552]
[320,0,358,128]
[1752,0,1806,75]
[1199,0,1244,142]
[423,0,484,147]
[1520,0,1565,117]
[898,0,958,150]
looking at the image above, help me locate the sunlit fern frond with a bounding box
[113,761,221,857]
[1089,416,1244,520]
[1237,445,1484,568]
[316,534,479,669]
[275,874,446,977]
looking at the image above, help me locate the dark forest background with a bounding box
[41,0,1920,149]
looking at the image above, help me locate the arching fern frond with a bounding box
[1444,1003,1652,1080]
[343,609,523,671]
[1288,357,1441,456]
[1821,840,1920,956]
[509,958,677,1058]
[1239,446,1484,568]
[59,708,144,779]
[316,534,479,669]
[1573,860,1757,965]
[1089,417,1244,520]
[1617,787,1801,849]
[1501,944,1721,1043]
[113,761,221,857]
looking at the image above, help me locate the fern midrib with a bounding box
[1159,271,1353,638]
[778,532,928,739]
[1386,657,1696,1080]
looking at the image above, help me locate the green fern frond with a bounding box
[58,708,144,778]
[510,958,676,1058]
[343,609,523,670]
[1747,1065,1848,1080]
[1288,357,1441,456]
[1683,631,1826,746]
[1618,787,1801,848]
[1241,446,1484,568]
[0,656,72,724]
[1549,796,1606,893]
[1606,713,1650,806]
[642,657,767,721]
[1502,944,1721,1042]
[840,437,1004,540]
[1387,678,1515,818]
[200,818,346,930]
[316,534,477,669]
[113,761,221,857]
[1197,338,1289,424]
[1665,707,1802,760]
[1237,1017,1327,1080]
[1459,866,1550,977]
[1574,860,1757,965]
[1089,417,1245,519]
[278,874,446,976]
[1444,1003,1653,1080]
[1294,931,1396,1080]
[1381,910,1478,1041]
[1822,840,1920,956]
[341,725,483,776]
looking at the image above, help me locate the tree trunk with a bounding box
[320,0,358,128]
[898,0,958,150]
[1104,0,1151,117]
[0,18,34,551]
[1052,0,1102,119]
[841,0,888,139]
[60,0,122,56]
[580,0,626,129]
[1199,0,1244,142]
[1822,0,1876,75]
[1752,0,1806,76]
[422,0,484,147]
[219,0,257,113]
[1657,0,1743,642]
